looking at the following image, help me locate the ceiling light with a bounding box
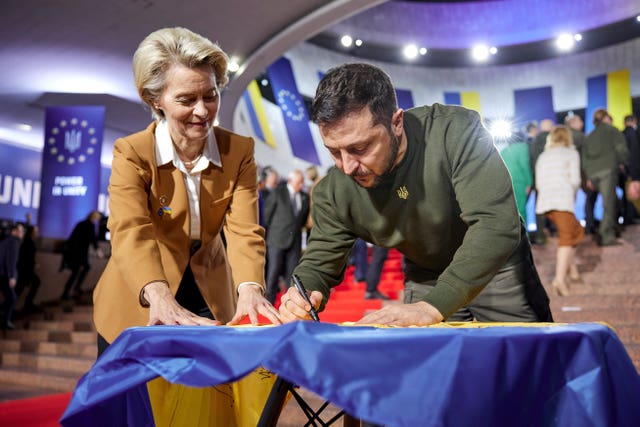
[636,15,640,22]
[228,57,240,73]
[341,35,353,47]
[355,39,363,47]
[556,33,575,51]
[419,47,428,55]
[471,44,490,62]
[489,46,498,55]
[403,44,419,59]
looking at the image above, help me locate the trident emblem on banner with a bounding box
[64,129,82,153]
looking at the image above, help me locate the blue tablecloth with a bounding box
[61,322,640,426]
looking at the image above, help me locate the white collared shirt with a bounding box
[155,120,221,240]
[154,121,264,295]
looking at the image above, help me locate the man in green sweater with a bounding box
[279,63,552,325]
[581,108,629,246]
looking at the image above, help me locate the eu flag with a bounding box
[267,57,320,165]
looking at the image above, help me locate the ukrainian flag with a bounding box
[242,80,277,148]
[444,91,482,115]
[586,69,632,133]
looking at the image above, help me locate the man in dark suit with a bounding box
[263,169,310,303]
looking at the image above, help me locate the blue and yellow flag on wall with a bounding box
[586,69,632,133]
[444,91,481,115]
[242,80,276,148]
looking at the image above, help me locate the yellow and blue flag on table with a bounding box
[444,91,481,114]
[61,322,640,427]
[241,80,276,148]
[586,69,632,133]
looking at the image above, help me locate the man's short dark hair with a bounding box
[310,63,398,130]
[624,114,636,123]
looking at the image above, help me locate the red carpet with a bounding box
[0,392,71,426]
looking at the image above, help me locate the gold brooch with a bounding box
[396,186,409,200]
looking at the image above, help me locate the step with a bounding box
[0,367,81,393]
[1,352,95,376]
[3,329,96,344]
[22,341,97,358]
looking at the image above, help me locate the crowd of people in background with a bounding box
[499,109,640,296]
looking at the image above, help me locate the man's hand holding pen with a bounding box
[279,281,323,323]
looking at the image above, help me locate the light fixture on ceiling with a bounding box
[228,57,240,73]
[556,33,577,51]
[403,44,419,59]
[355,39,363,47]
[471,44,490,61]
[419,47,428,55]
[341,35,353,47]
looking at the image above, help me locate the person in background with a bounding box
[92,27,280,355]
[535,126,583,296]
[279,63,552,326]
[524,121,538,145]
[0,223,25,329]
[263,169,310,304]
[16,225,42,313]
[60,210,104,300]
[582,108,629,246]
[622,115,640,224]
[530,118,555,244]
[499,132,533,226]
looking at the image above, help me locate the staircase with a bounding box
[318,249,405,323]
[0,300,97,395]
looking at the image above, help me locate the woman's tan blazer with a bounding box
[93,122,265,343]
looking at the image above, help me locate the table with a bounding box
[60,322,640,426]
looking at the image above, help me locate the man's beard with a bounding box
[351,130,401,188]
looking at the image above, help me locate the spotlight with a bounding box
[556,33,575,51]
[489,46,498,55]
[341,35,353,47]
[228,57,240,73]
[471,44,490,61]
[574,34,582,42]
[403,44,419,59]
[355,39,363,47]
[636,15,640,22]
[260,78,269,87]
[489,119,513,139]
[419,47,428,55]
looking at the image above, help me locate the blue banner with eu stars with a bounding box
[39,105,105,239]
[267,57,320,165]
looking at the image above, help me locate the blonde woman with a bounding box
[535,125,584,296]
[93,27,281,355]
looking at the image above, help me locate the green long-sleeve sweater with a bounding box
[294,104,524,319]
[582,122,628,177]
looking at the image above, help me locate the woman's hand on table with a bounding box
[227,284,282,326]
[143,281,220,326]
[278,287,323,323]
[355,301,444,326]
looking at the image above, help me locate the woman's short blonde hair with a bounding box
[545,125,574,149]
[132,27,228,120]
